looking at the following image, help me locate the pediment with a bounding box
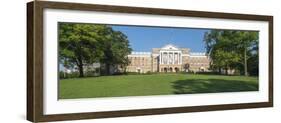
[161,44,179,50]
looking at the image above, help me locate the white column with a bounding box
[179,52,181,64]
[176,52,178,64]
[161,52,163,64]
[176,52,178,65]
[162,52,164,64]
[180,53,182,64]
[181,53,182,64]
[168,52,170,65]
[162,52,166,64]
[167,52,169,64]
[170,52,173,65]
[165,52,167,64]
[177,52,179,64]
[166,52,168,64]
[160,51,162,64]
[165,52,168,64]
[175,52,177,64]
[171,52,173,64]
[177,51,180,64]
[174,52,177,64]
[172,52,175,64]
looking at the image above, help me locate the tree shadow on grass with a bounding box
[172,79,258,94]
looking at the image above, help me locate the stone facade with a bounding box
[127,44,211,73]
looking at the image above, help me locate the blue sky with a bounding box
[111,25,210,52]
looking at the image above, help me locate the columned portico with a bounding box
[160,51,182,65]
[159,44,183,72]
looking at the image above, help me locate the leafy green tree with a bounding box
[236,32,258,76]
[204,30,240,75]
[204,30,258,76]
[59,23,105,77]
[59,23,132,77]
[100,29,132,74]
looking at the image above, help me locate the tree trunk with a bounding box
[225,66,228,75]
[218,67,222,74]
[105,63,110,75]
[244,47,248,76]
[123,65,127,73]
[76,52,84,77]
[78,64,84,77]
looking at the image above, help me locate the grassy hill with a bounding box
[59,74,258,99]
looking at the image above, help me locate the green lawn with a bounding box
[59,74,258,99]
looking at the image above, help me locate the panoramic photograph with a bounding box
[58,22,259,99]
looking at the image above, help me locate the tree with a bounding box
[59,23,132,77]
[236,32,258,76]
[100,28,132,75]
[59,23,105,77]
[204,30,241,75]
[204,30,258,76]
[111,31,132,73]
[211,50,240,75]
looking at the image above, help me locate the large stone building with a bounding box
[126,44,211,73]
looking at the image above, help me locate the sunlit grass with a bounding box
[59,74,258,99]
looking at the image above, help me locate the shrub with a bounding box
[59,71,80,79]
[126,72,139,75]
[196,71,221,75]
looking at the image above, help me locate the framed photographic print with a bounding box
[27,0,273,122]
